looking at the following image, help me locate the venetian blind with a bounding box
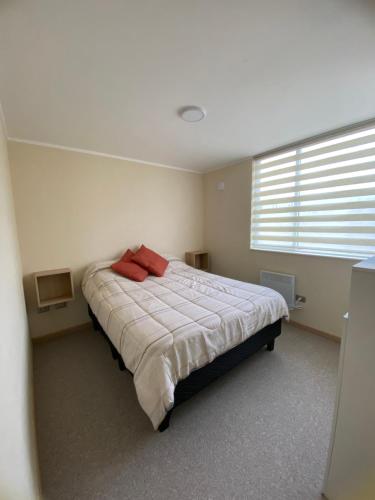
[251,124,375,259]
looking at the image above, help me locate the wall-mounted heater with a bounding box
[260,270,296,309]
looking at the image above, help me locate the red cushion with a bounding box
[131,245,168,277]
[120,249,135,262]
[111,260,148,282]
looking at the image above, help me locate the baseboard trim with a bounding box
[32,322,92,343]
[287,319,341,343]
[32,318,340,345]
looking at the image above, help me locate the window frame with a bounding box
[250,119,375,261]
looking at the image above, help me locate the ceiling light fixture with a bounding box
[179,106,207,122]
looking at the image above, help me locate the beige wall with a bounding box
[204,160,357,338]
[9,141,355,339]
[9,141,204,338]
[0,124,40,496]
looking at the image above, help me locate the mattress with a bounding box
[82,256,289,429]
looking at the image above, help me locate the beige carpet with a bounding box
[33,322,339,500]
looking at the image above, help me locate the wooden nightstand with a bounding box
[185,251,209,271]
[34,268,74,311]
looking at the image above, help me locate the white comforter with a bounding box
[82,257,288,429]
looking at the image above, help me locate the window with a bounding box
[251,123,375,260]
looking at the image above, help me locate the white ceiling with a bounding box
[1,0,375,172]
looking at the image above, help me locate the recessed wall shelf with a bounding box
[185,251,209,271]
[34,268,74,310]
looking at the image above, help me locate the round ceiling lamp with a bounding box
[179,105,207,122]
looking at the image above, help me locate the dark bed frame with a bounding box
[88,305,282,431]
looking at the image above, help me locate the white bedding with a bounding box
[82,257,289,429]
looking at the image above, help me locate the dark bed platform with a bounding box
[88,305,282,431]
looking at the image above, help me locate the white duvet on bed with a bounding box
[82,257,289,429]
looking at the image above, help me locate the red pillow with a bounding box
[131,245,168,277]
[120,249,135,262]
[111,260,148,282]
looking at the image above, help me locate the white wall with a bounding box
[204,160,357,338]
[0,121,40,497]
[9,141,205,338]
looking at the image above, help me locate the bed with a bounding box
[82,256,289,431]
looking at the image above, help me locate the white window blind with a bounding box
[251,123,375,259]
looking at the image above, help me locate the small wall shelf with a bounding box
[185,251,209,271]
[34,268,74,309]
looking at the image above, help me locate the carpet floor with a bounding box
[33,322,339,500]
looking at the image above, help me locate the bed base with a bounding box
[88,305,282,431]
